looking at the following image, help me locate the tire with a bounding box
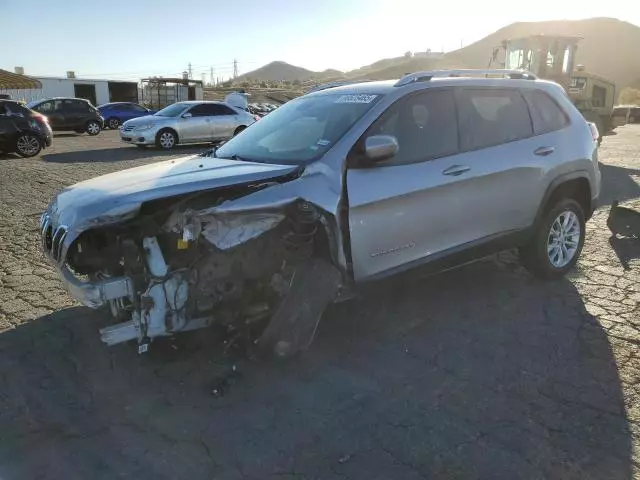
[15,133,42,158]
[233,125,246,137]
[86,120,101,136]
[519,198,586,280]
[156,129,177,150]
[107,117,120,129]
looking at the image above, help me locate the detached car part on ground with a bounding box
[41,70,601,357]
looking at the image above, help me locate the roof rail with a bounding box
[307,79,375,94]
[394,69,537,87]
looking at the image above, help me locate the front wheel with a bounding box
[15,133,42,158]
[156,129,177,150]
[519,198,586,280]
[86,120,101,136]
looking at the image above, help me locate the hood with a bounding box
[48,155,299,231]
[123,114,170,126]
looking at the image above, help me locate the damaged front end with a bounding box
[41,160,345,356]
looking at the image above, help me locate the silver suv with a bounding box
[120,101,256,149]
[41,69,600,356]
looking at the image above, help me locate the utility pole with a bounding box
[210,66,214,86]
[188,62,193,79]
[233,59,238,79]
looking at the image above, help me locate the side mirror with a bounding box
[363,135,398,164]
[182,112,192,118]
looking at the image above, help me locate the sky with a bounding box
[3,0,640,81]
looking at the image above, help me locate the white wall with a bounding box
[3,78,111,106]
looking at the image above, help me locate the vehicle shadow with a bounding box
[53,133,84,138]
[598,163,640,206]
[41,145,209,163]
[0,256,632,479]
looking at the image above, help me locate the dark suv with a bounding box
[27,98,104,135]
[0,99,52,157]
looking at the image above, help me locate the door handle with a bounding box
[442,165,470,176]
[534,146,555,156]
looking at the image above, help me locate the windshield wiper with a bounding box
[227,153,267,163]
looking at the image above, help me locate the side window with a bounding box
[131,104,147,112]
[456,88,533,151]
[211,104,237,116]
[522,90,569,134]
[35,101,53,113]
[187,104,214,117]
[71,100,90,111]
[367,89,458,165]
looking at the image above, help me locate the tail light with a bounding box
[588,122,599,142]
[253,114,261,121]
[34,113,48,123]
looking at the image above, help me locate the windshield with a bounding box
[154,103,189,117]
[215,93,382,164]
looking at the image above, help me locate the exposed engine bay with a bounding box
[58,182,342,356]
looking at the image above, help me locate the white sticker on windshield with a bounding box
[317,139,331,146]
[334,94,377,104]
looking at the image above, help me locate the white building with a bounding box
[2,68,139,106]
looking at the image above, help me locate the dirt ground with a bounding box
[0,128,639,479]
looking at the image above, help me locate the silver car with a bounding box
[41,69,600,356]
[119,101,256,149]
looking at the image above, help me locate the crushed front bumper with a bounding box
[58,264,134,309]
[40,213,134,308]
[119,127,157,145]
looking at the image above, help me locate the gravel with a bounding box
[0,128,638,479]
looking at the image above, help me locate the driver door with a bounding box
[179,103,214,142]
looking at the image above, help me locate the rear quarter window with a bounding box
[522,90,570,135]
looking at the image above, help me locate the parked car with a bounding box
[119,100,257,150]
[0,99,52,157]
[40,70,600,356]
[98,102,156,129]
[27,98,104,135]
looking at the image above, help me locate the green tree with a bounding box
[618,88,640,105]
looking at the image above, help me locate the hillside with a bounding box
[237,61,342,82]
[237,18,640,89]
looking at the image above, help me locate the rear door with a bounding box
[208,104,240,140]
[68,99,92,129]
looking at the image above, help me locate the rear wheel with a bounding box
[233,125,246,137]
[107,117,120,129]
[15,133,42,158]
[86,120,101,136]
[519,198,585,280]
